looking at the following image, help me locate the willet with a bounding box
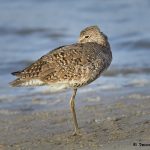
[10,25,112,135]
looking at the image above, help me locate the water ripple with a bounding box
[0,26,67,38]
[103,67,150,77]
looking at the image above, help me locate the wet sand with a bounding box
[0,88,150,150]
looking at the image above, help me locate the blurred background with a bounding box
[0,0,150,113]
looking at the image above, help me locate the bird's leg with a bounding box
[70,88,80,135]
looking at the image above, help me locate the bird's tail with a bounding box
[11,71,21,76]
[9,78,25,87]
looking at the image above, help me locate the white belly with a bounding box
[48,83,70,92]
[21,79,70,92]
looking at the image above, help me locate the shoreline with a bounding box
[0,88,150,150]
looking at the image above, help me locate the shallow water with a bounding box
[0,0,150,113]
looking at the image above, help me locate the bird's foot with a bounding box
[72,129,81,136]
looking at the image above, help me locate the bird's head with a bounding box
[78,25,108,46]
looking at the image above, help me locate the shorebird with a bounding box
[10,25,112,135]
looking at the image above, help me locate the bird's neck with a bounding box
[96,36,108,47]
[97,32,108,45]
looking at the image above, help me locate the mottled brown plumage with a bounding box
[10,25,112,135]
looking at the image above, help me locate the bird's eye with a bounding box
[85,35,89,38]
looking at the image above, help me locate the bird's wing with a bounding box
[11,43,102,84]
[40,43,104,83]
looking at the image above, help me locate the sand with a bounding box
[0,89,150,150]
